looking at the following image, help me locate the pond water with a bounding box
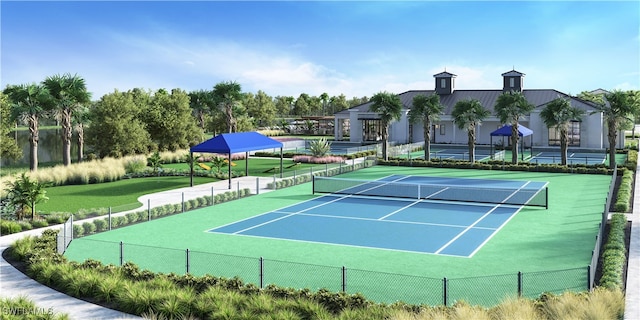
[2,128,78,166]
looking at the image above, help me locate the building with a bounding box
[334,70,617,150]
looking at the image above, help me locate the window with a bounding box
[440,124,446,135]
[509,77,515,88]
[441,78,446,88]
[362,119,383,142]
[548,121,580,146]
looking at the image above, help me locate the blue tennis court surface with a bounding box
[208,175,548,257]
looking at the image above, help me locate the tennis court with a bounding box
[63,166,611,305]
[210,175,547,257]
[528,151,606,165]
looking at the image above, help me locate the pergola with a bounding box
[189,132,283,189]
[490,125,533,161]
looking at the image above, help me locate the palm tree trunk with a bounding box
[29,115,39,171]
[511,122,519,163]
[77,123,84,162]
[560,127,568,165]
[382,124,389,161]
[62,108,73,166]
[468,129,476,163]
[423,119,431,160]
[608,120,617,169]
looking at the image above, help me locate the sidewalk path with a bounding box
[0,175,277,319]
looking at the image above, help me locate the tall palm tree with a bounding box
[43,73,91,166]
[452,99,491,163]
[408,93,444,160]
[320,92,329,116]
[540,97,585,165]
[494,91,535,163]
[212,81,242,133]
[591,90,637,169]
[73,104,91,162]
[370,92,403,161]
[3,84,52,171]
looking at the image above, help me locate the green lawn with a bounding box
[65,165,611,306]
[38,176,217,213]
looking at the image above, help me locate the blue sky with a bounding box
[1,1,638,100]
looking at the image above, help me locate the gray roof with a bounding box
[501,70,526,77]
[433,71,457,78]
[339,89,599,116]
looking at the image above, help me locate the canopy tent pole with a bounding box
[245,152,249,176]
[280,147,283,178]
[228,152,232,190]
[490,136,493,160]
[190,151,194,187]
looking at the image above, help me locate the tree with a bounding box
[452,99,490,163]
[320,92,329,116]
[589,90,638,169]
[244,90,277,127]
[4,173,49,220]
[329,94,350,114]
[494,91,535,163]
[293,93,310,116]
[408,93,444,160]
[141,89,203,151]
[86,90,152,158]
[0,92,21,161]
[370,92,403,161]
[4,84,52,171]
[73,104,91,162]
[212,81,242,133]
[189,89,215,131]
[43,73,91,166]
[274,96,294,116]
[147,151,163,174]
[540,98,585,165]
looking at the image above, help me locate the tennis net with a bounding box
[312,176,548,208]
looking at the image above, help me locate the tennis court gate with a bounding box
[56,215,73,254]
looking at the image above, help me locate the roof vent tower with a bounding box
[433,71,456,95]
[502,69,525,92]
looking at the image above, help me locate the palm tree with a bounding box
[43,73,91,166]
[320,92,329,116]
[3,84,52,171]
[212,81,242,133]
[73,104,91,162]
[452,99,491,163]
[5,173,49,220]
[540,98,585,165]
[408,93,444,160]
[370,92,403,161]
[591,90,638,169]
[494,91,535,163]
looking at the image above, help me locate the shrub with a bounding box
[17,220,33,231]
[308,138,331,157]
[124,158,147,174]
[1,220,22,235]
[94,219,108,232]
[73,224,84,237]
[82,222,97,235]
[613,169,633,212]
[31,220,49,228]
[599,213,627,290]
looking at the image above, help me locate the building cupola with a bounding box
[433,71,456,95]
[502,69,525,92]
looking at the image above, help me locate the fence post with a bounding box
[148,199,151,221]
[443,277,448,306]
[259,257,264,289]
[256,177,260,195]
[119,241,124,266]
[325,163,328,175]
[237,181,240,194]
[341,266,347,292]
[211,187,214,205]
[587,265,592,291]
[182,192,185,212]
[186,249,190,274]
[273,175,276,190]
[108,207,112,230]
[517,271,522,297]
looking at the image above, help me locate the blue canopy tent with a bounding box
[490,125,533,161]
[190,132,283,189]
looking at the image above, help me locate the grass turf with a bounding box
[64,165,611,306]
[37,176,217,213]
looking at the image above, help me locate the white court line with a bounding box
[434,181,533,254]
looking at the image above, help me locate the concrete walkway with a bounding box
[0,175,277,319]
[624,163,640,320]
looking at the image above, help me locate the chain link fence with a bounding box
[65,237,592,306]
